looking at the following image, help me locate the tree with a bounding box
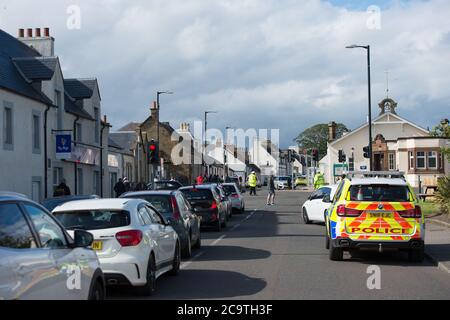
[431,119,450,163]
[294,123,349,160]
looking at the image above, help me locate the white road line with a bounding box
[180,208,258,269]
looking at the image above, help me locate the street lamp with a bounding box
[156,91,174,143]
[346,44,373,171]
[224,126,234,180]
[204,111,218,176]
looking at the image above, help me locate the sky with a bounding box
[0,0,448,147]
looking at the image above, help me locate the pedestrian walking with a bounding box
[114,178,126,198]
[267,174,276,205]
[247,171,258,196]
[53,179,71,197]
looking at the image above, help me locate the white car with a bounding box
[0,192,104,300]
[221,183,245,213]
[301,185,339,224]
[52,198,181,296]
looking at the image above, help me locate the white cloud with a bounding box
[0,0,449,145]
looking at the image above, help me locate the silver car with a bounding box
[0,192,104,300]
[221,183,245,213]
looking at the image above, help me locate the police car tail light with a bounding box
[337,205,362,217]
[210,200,218,210]
[399,206,422,218]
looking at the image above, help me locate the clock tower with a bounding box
[378,98,398,115]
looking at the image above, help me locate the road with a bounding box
[108,191,450,300]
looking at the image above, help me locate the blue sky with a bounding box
[0,0,448,147]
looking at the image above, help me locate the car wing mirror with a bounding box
[74,230,94,248]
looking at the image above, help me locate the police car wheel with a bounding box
[325,233,330,250]
[329,240,343,261]
[408,247,424,263]
[302,208,311,224]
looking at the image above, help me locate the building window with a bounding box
[416,151,426,169]
[53,167,63,186]
[94,107,100,144]
[76,123,82,142]
[93,171,100,195]
[409,152,414,169]
[428,151,437,169]
[55,90,62,130]
[32,112,41,154]
[3,103,13,150]
[77,168,83,195]
[388,153,396,171]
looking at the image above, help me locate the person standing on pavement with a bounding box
[114,178,126,198]
[267,174,276,205]
[313,170,325,190]
[247,171,258,196]
[196,174,204,185]
[53,179,71,197]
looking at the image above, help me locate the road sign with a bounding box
[56,134,72,159]
[333,163,348,177]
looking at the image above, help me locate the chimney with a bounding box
[18,29,25,38]
[151,101,159,124]
[103,115,107,123]
[328,121,337,142]
[19,27,55,56]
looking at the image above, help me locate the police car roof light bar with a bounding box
[343,171,406,181]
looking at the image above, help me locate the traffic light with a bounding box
[312,149,319,162]
[148,140,159,164]
[338,150,346,163]
[363,146,370,159]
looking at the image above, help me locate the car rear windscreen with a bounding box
[180,189,213,201]
[222,185,237,194]
[126,195,173,215]
[53,210,130,230]
[348,185,411,202]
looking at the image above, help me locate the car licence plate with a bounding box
[92,240,103,251]
[368,212,393,219]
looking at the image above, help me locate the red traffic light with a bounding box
[149,145,156,151]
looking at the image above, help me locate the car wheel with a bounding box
[169,242,181,276]
[302,208,311,224]
[181,233,192,259]
[329,239,343,261]
[408,247,424,263]
[136,254,156,296]
[88,279,105,300]
[325,231,330,250]
[193,233,201,249]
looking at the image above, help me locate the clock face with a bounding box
[384,101,392,111]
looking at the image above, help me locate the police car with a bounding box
[323,172,425,262]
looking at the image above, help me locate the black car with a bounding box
[120,190,201,258]
[148,180,183,191]
[41,195,100,212]
[179,185,228,232]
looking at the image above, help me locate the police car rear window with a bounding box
[348,185,410,202]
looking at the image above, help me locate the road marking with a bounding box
[180,209,258,270]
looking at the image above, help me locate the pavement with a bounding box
[425,221,450,274]
[108,191,450,300]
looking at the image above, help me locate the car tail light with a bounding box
[116,230,143,247]
[337,205,362,217]
[211,200,218,210]
[399,206,422,218]
[171,196,181,220]
[231,194,239,198]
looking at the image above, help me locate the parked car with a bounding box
[41,195,100,212]
[275,176,292,190]
[120,190,201,258]
[301,185,339,224]
[0,192,104,300]
[295,175,308,188]
[179,185,228,231]
[214,184,233,219]
[52,198,180,296]
[221,183,245,213]
[148,180,183,191]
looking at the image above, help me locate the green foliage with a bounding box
[431,120,450,163]
[435,176,450,215]
[294,123,349,159]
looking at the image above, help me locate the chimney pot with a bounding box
[35,28,41,37]
[103,115,107,123]
[44,27,50,37]
[328,121,337,142]
[27,28,33,37]
[152,101,157,110]
[18,29,25,38]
